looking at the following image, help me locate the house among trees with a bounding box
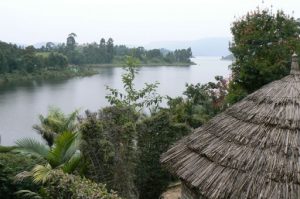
[161,54,300,198]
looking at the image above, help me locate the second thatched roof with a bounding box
[161,54,300,199]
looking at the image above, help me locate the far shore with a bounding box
[0,62,196,87]
[0,67,96,87]
[85,62,196,68]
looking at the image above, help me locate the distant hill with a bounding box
[145,37,231,57]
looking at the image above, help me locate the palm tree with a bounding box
[33,107,78,146]
[15,131,82,184]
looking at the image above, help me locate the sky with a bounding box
[0,0,299,45]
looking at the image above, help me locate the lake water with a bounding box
[0,57,231,145]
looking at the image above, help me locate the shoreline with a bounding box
[86,62,196,68]
[0,68,97,87]
[0,62,196,87]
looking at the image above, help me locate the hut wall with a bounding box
[181,181,206,199]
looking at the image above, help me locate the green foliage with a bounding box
[174,48,193,63]
[0,152,42,199]
[15,190,43,199]
[225,81,248,105]
[146,49,162,59]
[166,76,228,128]
[81,37,114,64]
[33,107,78,146]
[47,52,68,68]
[106,56,162,111]
[106,38,114,63]
[113,46,192,64]
[0,34,192,78]
[228,8,300,103]
[44,170,121,199]
[15,131,82,184]
[0,41,72,74]
[0,145,17,152]
[0,67,96,86]
[66,33,77,51]
[80,106,138,199]
[136,111,191,199]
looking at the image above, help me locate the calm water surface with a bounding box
[0,57,231,145]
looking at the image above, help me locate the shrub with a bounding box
[0,152,42,199]
[45,170,121,199]
[136,111,191,199]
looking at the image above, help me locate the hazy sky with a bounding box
[0,0,299,45]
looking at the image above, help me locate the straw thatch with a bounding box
[161,54,300,199]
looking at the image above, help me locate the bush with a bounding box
[136,111,191,199]
[45,171,121,199]
[0,152,42,199]
[79,106,139,199]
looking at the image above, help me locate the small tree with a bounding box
[79,107,138,199]
[106,56,162,112]
[136,111,191,199]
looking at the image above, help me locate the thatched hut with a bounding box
[161,54,300,199]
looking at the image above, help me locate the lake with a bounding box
[0,57,231,145]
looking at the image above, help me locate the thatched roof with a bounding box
[161,54,300,199]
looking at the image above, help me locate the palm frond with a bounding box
[14,171,32,182]
[15,138,49,158]
[32,164,53,184]
[47,131,78,167]
[63,132,82,162]
[65,109,79,130]
[33,124,56,146]
[62,151,82,173]
[15,190,42,199]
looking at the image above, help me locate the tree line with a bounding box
[0,42,68,73]
[0,32,193,74]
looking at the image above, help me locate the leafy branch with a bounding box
[106,56,163,112]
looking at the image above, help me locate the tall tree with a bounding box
[99,38,106,63]
[45,42,55,51]
[22,46,37,72]
[0,49,8,73]
[66,33,77,51]
[106,38,114,63]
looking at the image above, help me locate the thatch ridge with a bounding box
[161,55,300,199]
